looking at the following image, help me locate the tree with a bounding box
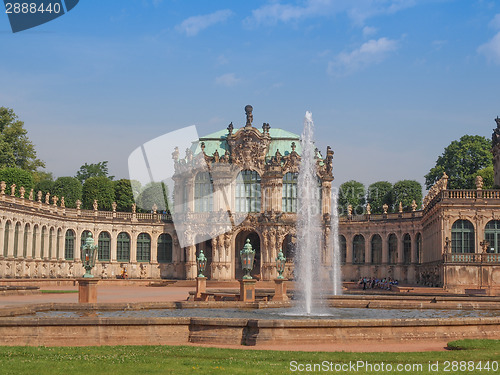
[52,177,82,208]
[338,180,365,215]
[75,161,114,184]
[367,181,393,213]
[136,182,171,212]
[82,176,115,211]
[425,135,492,190]
[34,179,55,198]
[0,107,44,172]
[476,166,494,189]
[113,179,139,212]
[0,167,34,197]
[393,180,423,211]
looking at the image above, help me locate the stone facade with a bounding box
[0,107,499,294]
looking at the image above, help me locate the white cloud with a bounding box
[478,31,500,64]
[245,0,419,27]
[177,9,233,37]
[215,73,241,87]
[362,26,377,37]
[489,14,500,29]
[327,37,398,76]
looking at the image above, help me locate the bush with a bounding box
[53,176,82,208]
[338,180,365,215]
[0,167,34,197]
[82,176,115,211]
[367,181,393,213]
[393,180,423,211]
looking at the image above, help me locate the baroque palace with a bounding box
[0,106,500,295]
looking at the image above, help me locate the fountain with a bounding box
[331,190,342,296]
[295,111,337,314]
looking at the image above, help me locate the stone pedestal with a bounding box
[195,276,207,301]
[272,278,288,301]
[239,279,256,302]
[77,278,99,303]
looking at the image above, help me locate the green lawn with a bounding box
[0,340,498,374]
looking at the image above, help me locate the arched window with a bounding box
[3,221,10,256]
[353,235,365,264]
[194,172,213,212]
[452,220,474,254]
[137,233,151,262]
[371,234,382,264]
[157,234,173,263]
[416,233,422,263]
[98,231,111,261]
[282,172,298,212]
[485,220,500,253]
[403,233,411,264]
[235,170,261,213]
[388,234,397,264]
[81,230,92,248]
[339,235,346,263]
[117,232,130,262]
[14,222,20,258]
[65,230,75,260]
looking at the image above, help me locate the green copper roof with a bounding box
[192,127,302,158]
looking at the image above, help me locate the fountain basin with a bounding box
[0,297,498,347]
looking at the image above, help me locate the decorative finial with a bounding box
[291,142,296,152]
[245,105,253,127]
[227,122,234,135]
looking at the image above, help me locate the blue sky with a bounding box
[1,0,500,189]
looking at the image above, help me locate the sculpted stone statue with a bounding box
[37,191,42,202]
[76,200,81,210]
[19,186,25,198]
[347,205,352,216]
[10,184,16,196]
[152,203,158,213]
[172,146,179,161]
[112,201,117,212]
[245,105,253,127]
[475,175,484,190]
[411,200,417,212]
[29,189,33,200]
[383,204,388,214]
[45,192,50,205]
[366,203,371,215]
[60,197,65,208]
[493,117,500,146]
[52,196,58,206]
[132,203,137,214]
[399,201,403,213]
[93,200,98,211]
[0,181,5,195]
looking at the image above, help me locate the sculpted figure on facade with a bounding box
[76,199,81,210]
[0,181,5,195]
[10,184,16,197]
[60,197,65,208]
[93,200,98,211]
[52,196,58,206]
[19,186,25,198]
[45,192,50,205]
[29,189,33,200]
[383,204,388,214]
[245,104,253,127]
[37,191,42,203]
[366,203,371,215]
[475,175,484,190]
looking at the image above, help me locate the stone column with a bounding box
[25,226,33,259]
[6,223,15,258]
[0,221,4,258]
[185,244,197,279]
[57,230,65,260]
[74,229,81,262]
[150,231,158,263]
[345,234,353,264]
[17,224,25,259]
[110,230,117,262]
[50,230,57,260]
[382,234,389,264]
[365,233,372,264]
[130,232,137,263]
[34,227,42,260]
[397,233,403,265]
[411,233,418,264]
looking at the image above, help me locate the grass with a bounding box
[0,340,498,374]
[40,290,78,294]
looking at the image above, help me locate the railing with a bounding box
[444,253,500,264]
[425,189,500,212]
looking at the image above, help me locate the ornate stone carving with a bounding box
[245,105,253,127]
[132,203,136,214]
[76,199,81,210]
[10,184,16,196]
[411,200,417,212]
[227,122,233,135]
[52,196,58,206]
[37,191,42,203]
[60,197,65,208]
[382,204,388,214]
[475,175,484,190]
[112,201,117,212]
[366,203,371,215]
[93,200,98,211]
[0,181,5,195]
[347,205,352,216]
[19,186,25,198]
[398,202,403,213]
[29,189,33,200]
[45,192,50,204]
